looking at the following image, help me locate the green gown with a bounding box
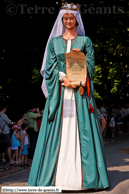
[28,35,110,189]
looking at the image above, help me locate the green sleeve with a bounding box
[85,37,95,79]
[28,112,37,119]
[45,38,59,121]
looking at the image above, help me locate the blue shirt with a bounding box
[11,132,20,147]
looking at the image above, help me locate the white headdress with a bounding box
[40,4,85,98]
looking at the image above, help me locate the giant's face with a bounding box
[62,13,76,29]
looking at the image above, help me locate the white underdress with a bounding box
[55,40,82,190]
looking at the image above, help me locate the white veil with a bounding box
[40,9,85,98]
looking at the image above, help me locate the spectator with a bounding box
[97,109,106,133]
[126,104,129,130]
[107,103,114,117]
[17,113,29,157]
[125,105,129,131]
[127,103,129,116]
[102,115,107,141]
[120,105,127,132]
[0,104,14,165]
[27,107,41,159]
[18,129,22,164]
[100,103,108,121]
[17,113,28,129]
[116,107,123,133]
[112,105,117,115]
[11,125,21,165]
[106,112,111,139]
[21,123,29,167]
[110,113,116,139]
[37,109,44,131]
[112,105,119,136]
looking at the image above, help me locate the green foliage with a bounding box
[31,68,40,83]
[93,90,102,99]
[93,66,102,85]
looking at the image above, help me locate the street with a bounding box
[0,133,129,194]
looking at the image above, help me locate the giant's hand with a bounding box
[62,77,76,89]
[72,48,81,52]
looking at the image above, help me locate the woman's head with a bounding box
[62,13,78,30]
[41,6,85,98]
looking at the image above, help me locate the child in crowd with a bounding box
[21,123,29,167]
[11,125,21,165]
[110,113,116,139]
[102,114,107,141]
[116,108,123,133]
[18,129,22,163]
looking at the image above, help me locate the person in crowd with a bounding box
[0,104,14,165]
[18,129,22,164]
[11,125,21,165]
[97,109,106,133]
[107,112,111,138]
[100,103,109,140]
[102,115,107,141]
[27,107,41,159]
[37,109,44,132]
[100,102,108,121]
[21,123,29,167]
[125,104,129,131]
[116,106,123,133]
[127,103,129,116]
[126,103,129,130]
[112,105,119,136]
[120,104,127,132]
[17,113,28,128]
[17,113,29,158]
[110,113,116,139]
[112,105,117,115]
[107,103,114,117]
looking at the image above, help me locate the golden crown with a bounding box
[62,2,80,11]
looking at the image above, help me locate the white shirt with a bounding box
[120,108,127,118]
[110,117,115,127]
[100,107,107,120]
[21,131,29,145]
[97,109,103,120]
[59,71,66,82]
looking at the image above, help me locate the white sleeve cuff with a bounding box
[59,71,66,82]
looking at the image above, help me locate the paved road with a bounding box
[0,133,129,194]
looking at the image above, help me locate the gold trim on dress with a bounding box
[61,34,78,41]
